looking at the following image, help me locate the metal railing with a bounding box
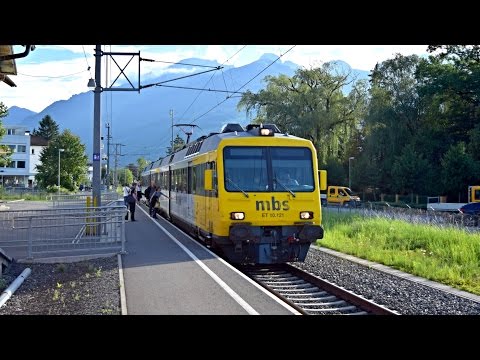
[49,192,120,208]
[0,204,126,260]
[323,204,480,231]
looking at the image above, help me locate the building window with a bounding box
[18,145,26,153]
[8,145,16,153]
[17,161,26,169]
[8,161,15,168]
[7,129,16,135]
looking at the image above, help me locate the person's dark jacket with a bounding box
[144,186,153,201]
[126,194,136,211]
[150,193,159,206]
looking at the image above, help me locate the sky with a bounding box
[2,45,428,113]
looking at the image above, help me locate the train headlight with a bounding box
[260,128,273,136]
[230,212,245,220]
[299,211,313,219]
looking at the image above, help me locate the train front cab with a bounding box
[205,134,327,264]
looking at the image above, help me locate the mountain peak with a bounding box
[4,106,37,124]
[258,53,280,62]
[172,57,221,68]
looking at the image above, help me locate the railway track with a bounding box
[240,263,399,315]
[142,202,399,315]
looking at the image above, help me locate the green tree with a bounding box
[441,142,478,202]
[166,134,186,155]
[361,54,423,193]
[391,144,433,195]
[0,102,10,167]
[35,130,88,191]
[237,63,368,166]
[417,46,480,160]
[137,157,149,178]
[423,45,480,109]
[126,163,138,180]
[118,168,133,186]
[467,123,480,159]
[33,115,59,141]
[322,157,346,187]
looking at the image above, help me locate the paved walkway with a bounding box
[120,204,299,315]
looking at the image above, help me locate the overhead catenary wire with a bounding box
[221,70,230,97]
[155,46,248,155]
[20,46,94,78]
[140,58,220,69]
[191,45,296,124]
[140,66,223,90]
[178,45,247,123]
[138,46,249,158]
[153,84,247,94]
[18,69,88,78]
[152,46,248,155]
[156,46,292,155]
[82,45,93,78]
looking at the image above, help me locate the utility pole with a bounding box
[87,46,141,205]
[112,143,125,189]
[105,123,111,189]
[114,144,119,189]
[170,109,174,154]
[92,44,102,207]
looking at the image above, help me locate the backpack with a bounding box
[144,186,152,200]
[151,196,158,206]
[126,194,136,204]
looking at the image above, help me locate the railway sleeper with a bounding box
[295,300,347,307]
[284,291,328,297]
[269,283,314,289]
[263,279,305,285]
[306,306,358,313]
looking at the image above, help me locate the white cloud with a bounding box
[283,45,428,70]
[6,57,94,112]
[3,45,429,113]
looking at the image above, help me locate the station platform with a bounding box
[121,204,299,315]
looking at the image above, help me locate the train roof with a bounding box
[142,123,310,173]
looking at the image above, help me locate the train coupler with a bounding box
[234,242,243,253]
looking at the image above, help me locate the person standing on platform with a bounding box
[125,189,137,221]
[136,182,143,203]
[123,183,131,207]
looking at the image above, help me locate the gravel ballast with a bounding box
[0,256,120,315]
[2,246,480,315]
[294,247,480,315]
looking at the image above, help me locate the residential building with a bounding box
[0,125,48,188]
[29,134,49,186]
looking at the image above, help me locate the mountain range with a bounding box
[4,54,369,165]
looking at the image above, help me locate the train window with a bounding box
[224,147,268,192]
[223,146,314,193]
[270,147,314,192]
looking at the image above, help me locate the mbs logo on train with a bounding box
[255,197,289,211]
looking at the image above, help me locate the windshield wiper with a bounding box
[226,178,249,198]
[274,178,296,197]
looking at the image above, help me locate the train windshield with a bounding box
[223,146,314,192]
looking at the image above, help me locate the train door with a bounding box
[194,162,207,231]
[168,167,172,219]
[187,163,194,224]
[204,161,216,235]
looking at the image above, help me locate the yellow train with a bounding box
[141,123,326,264]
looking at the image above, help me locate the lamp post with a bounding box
[348,157,354,189]
[58,148,65,193]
